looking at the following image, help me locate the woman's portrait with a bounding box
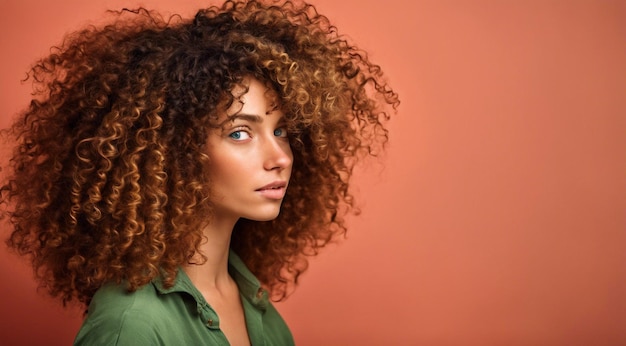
[0,0,624,345]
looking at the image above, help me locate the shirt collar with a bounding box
[152,250,269,311]
[228,250,269,310]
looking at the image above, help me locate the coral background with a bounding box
[1,0,624,345]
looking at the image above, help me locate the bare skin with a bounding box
[183,77,293,345]
[183,219,250,346]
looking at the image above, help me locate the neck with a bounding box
[183,214,239,290]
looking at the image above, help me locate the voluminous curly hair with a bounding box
[1,0,398,306]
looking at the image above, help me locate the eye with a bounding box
[273,127,288,138]
[228,130,251,141]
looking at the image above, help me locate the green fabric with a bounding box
[74,251,294,345]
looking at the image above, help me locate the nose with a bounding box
[263,136,293,171]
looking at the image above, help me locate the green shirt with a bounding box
[74,251,294,345]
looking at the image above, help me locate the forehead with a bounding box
[222,78,280,120]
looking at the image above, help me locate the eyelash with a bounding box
[227,126,288,141]
[273,127,288,138]
[228,128,251,141]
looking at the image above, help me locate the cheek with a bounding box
[211,154,237,180]
[206,147,233,182]
[210,150,257,188]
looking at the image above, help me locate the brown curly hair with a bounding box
[0,0,398,306]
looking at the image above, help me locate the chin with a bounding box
[245,207,282,222]
[250,213,281,222]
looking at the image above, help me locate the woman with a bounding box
[0,0,398,344]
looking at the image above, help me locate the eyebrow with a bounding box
[222,112,291,128]
[228,113,263,123]
[217,113,263,128]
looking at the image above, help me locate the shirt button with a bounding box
[207,319,213,327]
[256,288,264,299]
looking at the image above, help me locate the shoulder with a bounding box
[73,282,170,345]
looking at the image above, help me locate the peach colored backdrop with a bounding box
[1,0,624,345]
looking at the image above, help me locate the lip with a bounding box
[255,181,288,200]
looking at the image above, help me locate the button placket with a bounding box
[252,287,269,310]
[198,302,220,330]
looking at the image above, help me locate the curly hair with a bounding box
[0,0,398,306]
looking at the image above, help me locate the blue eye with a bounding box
[274,128,288,138]
[228,130,250,140]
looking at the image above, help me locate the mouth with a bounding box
[255,181,288,200]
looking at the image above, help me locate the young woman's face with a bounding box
[206,78,293,223]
